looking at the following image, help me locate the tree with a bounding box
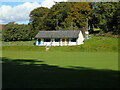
[64,2,91,30]
[29,7,50,36]
[48,2,91,30]
[47,2,73,30]
[108,2,120,35]
[90,2,119,34]
[29,2,91,31]
[2,22,31,41]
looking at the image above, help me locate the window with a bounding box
[55,39,60,42]
[44,39,51,42]
[66,39,69,42]
[71,38,76,42]
[38,39,41,42]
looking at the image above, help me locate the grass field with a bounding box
[1,35,119,88]
[2,51,119,88]
[2,51,118,70]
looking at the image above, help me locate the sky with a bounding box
[0,0,67,24]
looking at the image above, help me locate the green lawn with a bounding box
[2,51,118,70]
[2,50,119,88]
[1,35,119,88]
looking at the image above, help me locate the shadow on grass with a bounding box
[2,57,119,88]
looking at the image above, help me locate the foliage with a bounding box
[29,2,91,31]
[2,22,31,41]
[29,7,50,36]
[47,2,72,30]
[89,2,119,34]
[29,2,119,35]
[64,2,91,29]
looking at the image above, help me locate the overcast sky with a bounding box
[0,0,67,24]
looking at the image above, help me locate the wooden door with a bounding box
[62,39,65,45]
[66,39,69,45]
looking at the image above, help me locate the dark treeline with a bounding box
[2,2,120,41]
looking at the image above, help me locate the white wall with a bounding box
[36,40,38,45]
[36,39,81,46]
[77,31,84,45]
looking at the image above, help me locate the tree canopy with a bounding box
[89,2,119,34]
[29,2,119,35]
[2,22,31,41]
[29,2,91,31]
